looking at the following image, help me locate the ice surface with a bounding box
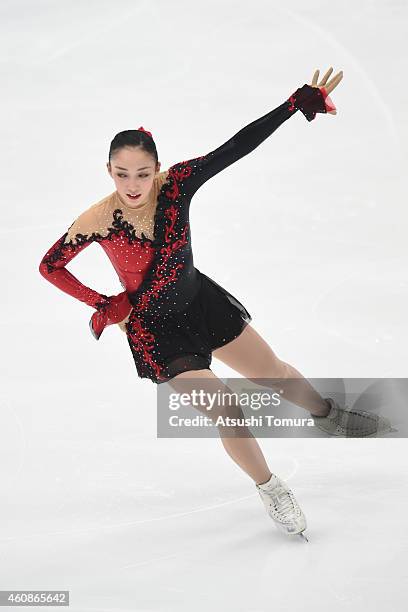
[1,0,407,610]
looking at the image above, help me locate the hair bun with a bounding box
[137,126,153,138]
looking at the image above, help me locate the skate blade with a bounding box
[297,531,309,542]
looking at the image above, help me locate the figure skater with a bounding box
[39,67,391,542]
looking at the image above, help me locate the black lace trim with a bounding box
[41,231,105,273]
[108,209,154,246]
[42,208,155,275]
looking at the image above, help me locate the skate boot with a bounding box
[312,397,395,437]
[256,473,308,542]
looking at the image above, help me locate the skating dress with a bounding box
[39,84,335,384]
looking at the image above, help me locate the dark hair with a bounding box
[108,130,158,165]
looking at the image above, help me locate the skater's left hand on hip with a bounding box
[89,291,133,340]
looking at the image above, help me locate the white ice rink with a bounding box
[1,0,408,610]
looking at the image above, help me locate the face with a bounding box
[107,146,161,209]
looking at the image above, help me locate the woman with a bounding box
[39,67,390,542]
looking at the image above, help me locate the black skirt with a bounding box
[125,268,252,384]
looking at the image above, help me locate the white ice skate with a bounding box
[256,473,308,542]
[312,397,395,437]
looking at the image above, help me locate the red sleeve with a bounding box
[39,220,110,311]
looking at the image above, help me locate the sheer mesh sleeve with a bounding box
[38,206,110,311]
[174,84,328,200]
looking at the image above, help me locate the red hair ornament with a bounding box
[137,126,153,138]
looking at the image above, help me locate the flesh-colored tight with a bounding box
[167,323,330,485]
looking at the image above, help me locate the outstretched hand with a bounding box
[310,67,343,115]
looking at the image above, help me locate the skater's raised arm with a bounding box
[174,70,341,200]
[38,207,111,311]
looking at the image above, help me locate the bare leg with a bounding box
[166,368,272,485]
[213,324,331,417]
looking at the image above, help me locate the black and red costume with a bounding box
[39,84,334,383]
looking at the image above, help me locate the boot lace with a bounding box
[267,485,299,519]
